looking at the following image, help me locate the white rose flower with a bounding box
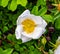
[54,45,60,54]
[57,36,60,41]
[15,10,47,43]
[56,36,60,46]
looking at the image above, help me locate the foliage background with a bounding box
[0,0,60,54]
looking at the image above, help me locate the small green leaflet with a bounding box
[42,15,54,23]
[0,0,2,6]
[38,7,47,16]
[1,0,9,7]
[55,18,60,29]
[31,6,38,15]
[3,26,8,33]
[0,48,13,54]
[8,0,17,11]
[17,0,27,7]
[37,0,41,7]
[37,0,46,7]
[3,48,13,54]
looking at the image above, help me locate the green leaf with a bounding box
[31,6,38,15]
[16,39,22,44]
[36,0,41,7]
[42,15,54,23]
[41,37,47,45]
[0,48,13,54]
[13,51,19,54]
[7,34,20,44]
[17,0,27,7]
[8,0,17,11]
[0,48,4,54]
[7,34,13,41]
[29,49,42,54]
[14,44,20,51]
[3,26,8,33]
[1,0,9,7]
[0,48,3,52]
[38,7,47,16]
[0,31,2,35]
[55,18,60,29]
[37,0,46,6]
[0,0,2,6]
[54,13,60,20]
[11,14,18,25]
[28,46,34,50]
[3,48,13,54]
[7,34,16,42]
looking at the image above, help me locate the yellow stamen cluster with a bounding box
[22,18,36,33]
[57,4,60,11]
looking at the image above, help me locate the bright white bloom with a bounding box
[57,36,60,41]
[54,45,60,54]
[56,36,60,46]
[15,10,47,43]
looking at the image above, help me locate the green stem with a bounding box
[52,4,58,6]
[48,43,55,47]
[34,43,39,49]
[49,41,57,48]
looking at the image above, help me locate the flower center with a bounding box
[21,18,36,33]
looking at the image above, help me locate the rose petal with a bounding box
[29,15,47,27]
[17,14,47,26]
[42,20,47,28]
[21,35,32,43]
[57,36,60,41]
[17,10,30,25]
[15,25,22,39]
[19,14,43,25]
[29,15,43,25]
[54,45,60,54]
[19,10,30,17]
